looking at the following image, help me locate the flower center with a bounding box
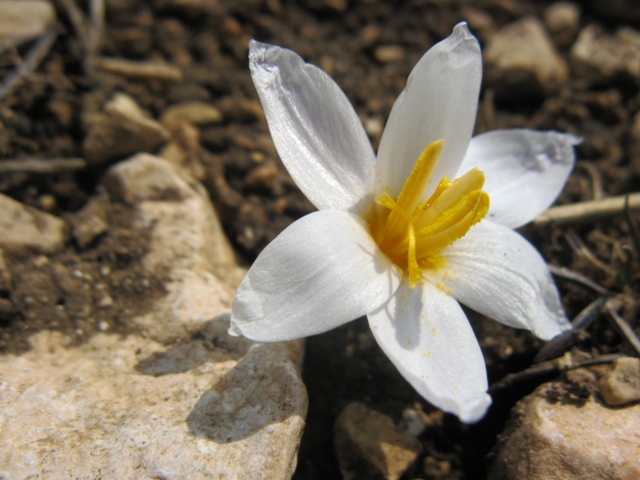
[367,140,490,288]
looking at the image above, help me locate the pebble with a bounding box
[571,25,640,85]
[374,45,405,64]
[160,101,223,132]
[544,2,580,34]
[83,93,170,167]
[0,193,66,255]
[599,357,640,406]
[334,402,422,480]
[490,382,640,479]
[70,195,109,249]
[484,17,568,95]
[0,0,55,43]
[0,248,11,291]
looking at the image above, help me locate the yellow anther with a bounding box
[366,139,490,288]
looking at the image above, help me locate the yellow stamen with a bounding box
[367,140,490,288]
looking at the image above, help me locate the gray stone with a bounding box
[84,93,170,167]
[0,325,307,479]
[484,17,568,96]
[490,382,640,480]
[0,193,66,255]
[571,25,640,85]
[0,0,55,42]
[334,402,422,480]
[599,357,640,406]
[0,154,308,479]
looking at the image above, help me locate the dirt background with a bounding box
[1,0,639,479]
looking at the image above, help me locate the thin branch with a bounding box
[547,264,611,296]
[489,354,622,394]
[533,193,640,226]
[0,158,86,174]
[84,0,105,75]
[534,296,607,363]
[93,57,184,82]
[56,0,88,45]
[607,304,640,357]
[0,29,57,101]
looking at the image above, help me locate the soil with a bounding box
[1,0,639,479]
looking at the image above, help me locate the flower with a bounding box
[229,23,579,423]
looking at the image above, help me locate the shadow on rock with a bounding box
[187,341,307,443]
[135,313,253,376]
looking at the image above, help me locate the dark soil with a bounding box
[1,1,639,479]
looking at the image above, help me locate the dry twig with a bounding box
[489,353,622,394]
[0,29,57,101]
[547,264,611,296]
[607,303,640,357]
[534,193,640,226]
[93,57,183,82]
[0,158,86,174]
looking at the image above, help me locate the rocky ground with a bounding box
[0,0,639,479]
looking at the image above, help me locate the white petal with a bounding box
[436,221,571,340]
[459,129,580,228]
[376,23,482,198]
[231,210,401,342]
[368,281,491,423]
[250,40,375,213]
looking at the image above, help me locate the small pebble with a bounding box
[599,357,640,406]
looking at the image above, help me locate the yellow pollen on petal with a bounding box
[367,140,490,288]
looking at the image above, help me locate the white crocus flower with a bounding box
[230,23,579,423]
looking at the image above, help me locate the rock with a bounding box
[69,193,110,248]
[484,17,568,97]
[490,383,640,480]
[0,154,308,479]
[104,153,244,342]
[544,2,580,46]
[599,357,640,406]
[0,325,307,479]
[0,193,66,255]
[334,402,422,480]
[0,0,55,43]
[373,45,405,64]
[544,2,579,33]
[571,25,640,85]
[160,101,223,132]
[0,248,11,291]
[159,122,207,180]
[83,93,170,167]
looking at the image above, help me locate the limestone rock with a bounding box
[0,0,55,43]
[0,324,307,479]
[0,193,66,255]
[599,357,640,406]
[334,402,422,480]
[0,154,307,479]
[83,93,170,167]
[490,383,640,480]
[104,153,244,343]
[484,17,568,97]
[571,25,640,85]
